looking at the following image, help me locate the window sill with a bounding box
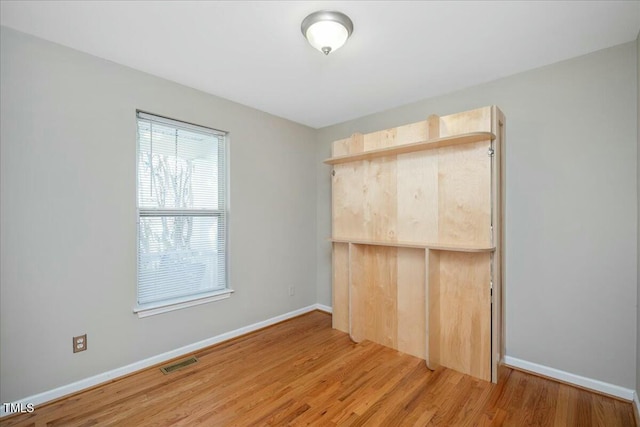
[134,289,234,318]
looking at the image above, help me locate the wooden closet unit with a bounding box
[325,106,505,382]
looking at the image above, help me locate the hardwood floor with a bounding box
[1,311,635,426]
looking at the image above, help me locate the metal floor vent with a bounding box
[160,356,198,374]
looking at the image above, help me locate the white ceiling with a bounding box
[1,1,639,128]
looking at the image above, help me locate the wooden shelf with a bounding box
[324,132,495,165]
[329,238,495,253]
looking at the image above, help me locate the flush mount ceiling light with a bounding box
[301,10,354,55]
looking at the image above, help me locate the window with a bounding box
[135,112,229,317]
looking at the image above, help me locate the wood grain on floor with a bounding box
[0,311,635,426]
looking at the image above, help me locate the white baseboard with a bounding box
[315,303,332,313]
[633,391,639,426]
[503,355,634,401]
[0,304,327,417]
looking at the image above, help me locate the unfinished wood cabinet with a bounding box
[325,106,505,382]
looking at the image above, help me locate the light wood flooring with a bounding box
[1,311,635,426]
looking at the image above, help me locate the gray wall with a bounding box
[317,42,638,389]
[0,27,317,402]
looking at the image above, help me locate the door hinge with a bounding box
[488,147,495,157]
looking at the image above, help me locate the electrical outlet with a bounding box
[288,286,295,296]
[73,334,87,353]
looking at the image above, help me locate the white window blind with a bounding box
[136,112,227,310]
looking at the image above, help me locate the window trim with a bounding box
[134,111,230,317]
[134,289,234,318]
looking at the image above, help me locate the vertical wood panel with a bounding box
[427,249,441,370]
[363,157,397,241]
[332,134,366,239]
[332,243,349,333]
[491,107,506,382]
[436,251,491,381]
[350,245,397,348]
[332,163,364,238]
[396,150,439,243]
[397,248,426,358]
[438,141,492,246]
[396,115,438,243]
